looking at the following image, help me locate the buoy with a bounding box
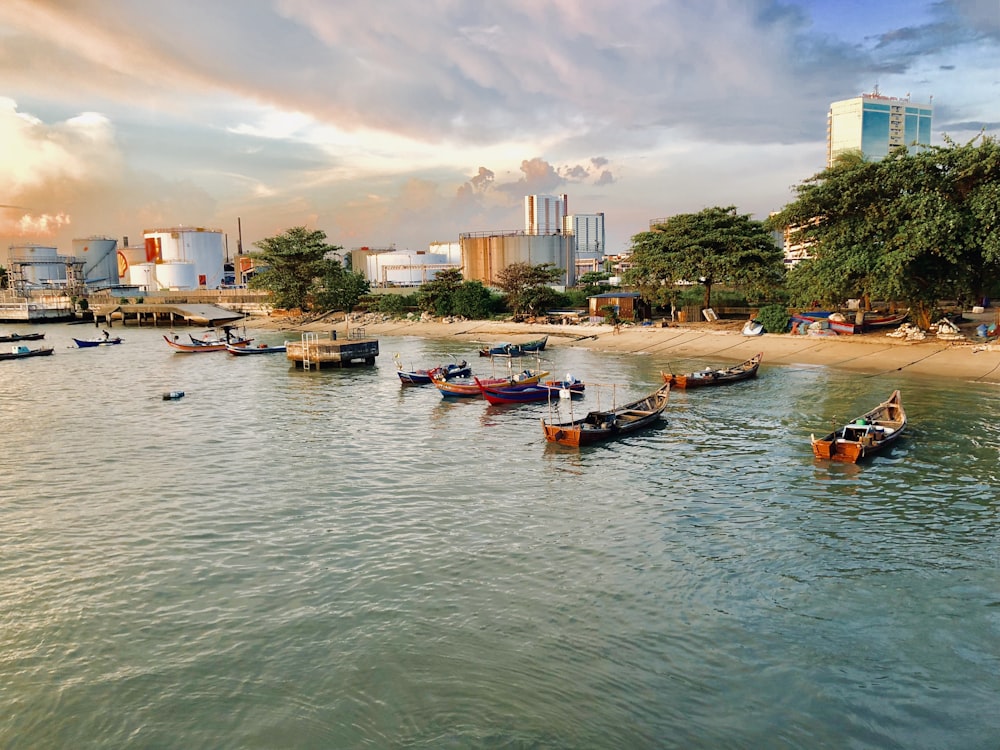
[162,391,185,400]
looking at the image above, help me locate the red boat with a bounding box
[477,377,585,405]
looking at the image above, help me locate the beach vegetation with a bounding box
[494,262,564,319]
[755,304,790,333]
[626,206,786,310]
[250,226,350,311]
[769,134,1000,327]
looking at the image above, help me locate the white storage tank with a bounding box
[73,237,118,288]
[127,262,156,290]
[143,227,225,287]
[366,251,449,287]
[155,261,198,290]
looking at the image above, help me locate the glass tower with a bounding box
[827,91,933,166]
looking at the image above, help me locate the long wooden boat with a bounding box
[661,353,762,388]
[541,383,670,447]
[478,335,548,357]
[811,390,907,463]
[863,311,909,329]
[164,335,252,353]
[395,356,471,385]
[793,313,857,335]
[226,342,287,355]
[0,332,45,343]
[432,368,548,398]
[73,335,124,347]
[1,345,54,361]
[477,377,584,405]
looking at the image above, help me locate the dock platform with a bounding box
[285,329,379,369]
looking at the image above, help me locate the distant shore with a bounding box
[245,312,1000,384]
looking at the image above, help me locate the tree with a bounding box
[249,227,339,311]
[625,206,785,309]
[416,268,464,315]
[768,135,1000,327]
[494,262,563,318]
[451,280,497,319]
[311,261,370,319]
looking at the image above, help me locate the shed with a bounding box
[587,292,650,322]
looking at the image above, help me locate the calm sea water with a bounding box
[2,323,999,749]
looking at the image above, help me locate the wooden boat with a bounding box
[1,344,55,361]
[541,383,671,447]
[226,342,287,355]
[477,376,584,405]
[863,311,909,329]
[0,332,45,343]
[164,335,252,353]
[661,353,762,389]
[395,355,471,385]
[432,368,548,398]
[73,335,123,347]
[793,313,856,335]
[811,390,907,463]
[478,335,548,357]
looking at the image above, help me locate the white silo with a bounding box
[72,236,118,288]
[155,261,198,290]
[143,227,225,287]
[7,244,64,285]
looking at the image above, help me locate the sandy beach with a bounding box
[248,311,1000,384]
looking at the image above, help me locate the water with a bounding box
[2,323,999,749]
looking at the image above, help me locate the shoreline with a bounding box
[246,313,1000,384]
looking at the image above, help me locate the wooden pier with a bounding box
[285,329,379,369]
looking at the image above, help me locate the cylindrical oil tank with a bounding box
[7,244,64,285]
[366,252,448,286]
[155,261,198,290]
[127,262,157,289]
[72,237,118,287]
[143,227,224,288]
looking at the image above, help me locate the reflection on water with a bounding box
[1,323,999,748]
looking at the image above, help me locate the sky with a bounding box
[1,0,998,259]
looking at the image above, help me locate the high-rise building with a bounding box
[564,212,606,275]
[524,194,568,235]
[827,89,933,166]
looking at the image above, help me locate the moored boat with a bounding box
[165,335,252,352]
[477,376,584,405]
[541,383,670,447]
[226,342,287,355]
[478,335,548,357]
[432,368,548,398]
[395,355,471,385]
[811,390,907,463]
[1,344,55,361]
[661,353,762,388]
[0,332,45,343]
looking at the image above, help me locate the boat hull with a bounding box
[811,390,907,463]
[541,384,670,446]
[662,353,762,388]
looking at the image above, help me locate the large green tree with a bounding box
[494,262,563,319]
[626,206,785,309]
[249,227,338,310]
[768,135,1000,326]
[416,268,464,315]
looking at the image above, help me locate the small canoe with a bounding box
[0,332,45,343]
[165,335,253,352]
[811,390,907,463]
[661,353,762,389]
[541,383,670,447]
[226,342,287,355]
[478,335,548,357]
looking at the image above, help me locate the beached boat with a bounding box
[73,334,123,347]
[863,311,909,329]
[793,312,857,335]
[811,390,907,463]
[226,342,287,355]
[541,383,670,447]
[478,335,548,357]
[661,353,762,389]
[1,344,54,361]
[395,355,471,385]
[432,368,548,398]
[164,335,252,353]
[477,376,584,405]
[742,319,764,336]
[0,332,45,343]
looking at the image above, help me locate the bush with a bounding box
[755,304,790,333]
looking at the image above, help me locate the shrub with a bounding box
[755,304,790,333]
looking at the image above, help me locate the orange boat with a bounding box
[661,353,762,388]
[811,390,907,463]
[541,383,670,447]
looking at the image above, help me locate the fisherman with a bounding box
[102,329,110,340]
